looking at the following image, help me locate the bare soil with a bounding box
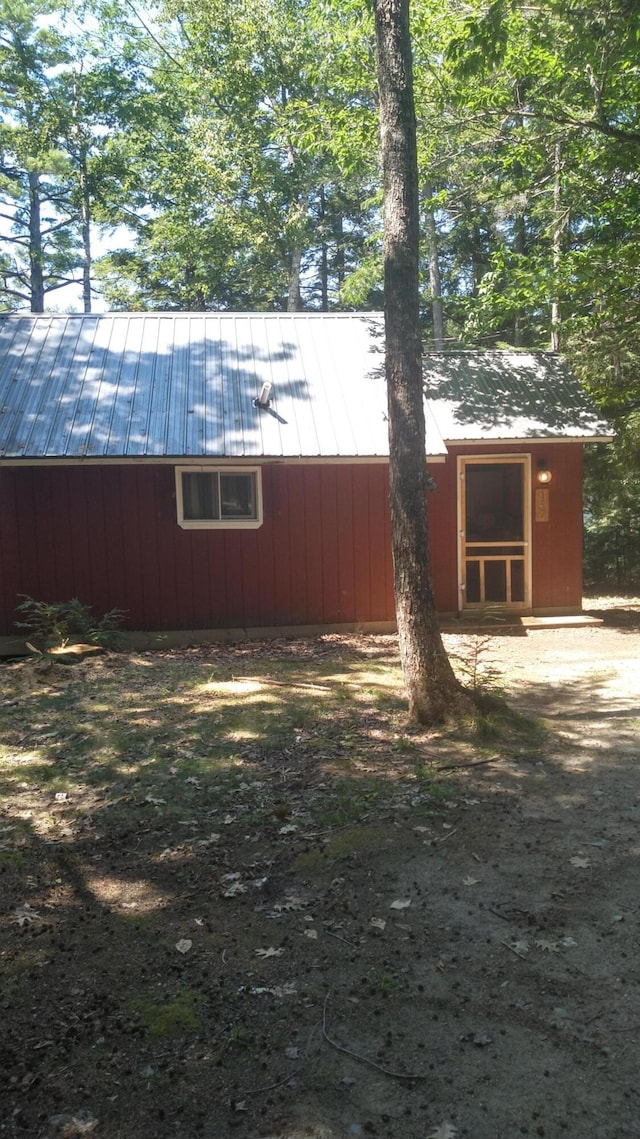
[1,601,639,1139]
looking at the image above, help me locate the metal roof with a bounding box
[0,314,611,461]
[423,350,613,442]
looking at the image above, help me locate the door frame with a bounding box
[457,453,532,612]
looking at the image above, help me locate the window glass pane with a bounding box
[465,463,523,541]
[220,473,256,519]
[466,545,525,557]
[511,560,525,603]
[182,472,220,520]
[485,560,507,602]
[466,560,481,603]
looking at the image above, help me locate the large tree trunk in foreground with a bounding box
[374,0,468,725]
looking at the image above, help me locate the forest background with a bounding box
[1,0,638,587]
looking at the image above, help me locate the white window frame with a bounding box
[175,466,263,530]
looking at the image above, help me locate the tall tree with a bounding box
[0,0,80,310]
[374,0,468,724]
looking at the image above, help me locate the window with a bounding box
[175,467,262,529]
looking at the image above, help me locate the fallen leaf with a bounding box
[427,1123,457,1139]
[185,777,202,788]
[390,899,411,910]
[535,937,559,952]
[255,946,285,958]
[273,895,307,911]
[462,876,479,886]
[54,792,69,802]
[72,1118,99,1135]
[48,1113,98,1136]
[175,938,192,954]
[460,1030,492,1046]
[285,1046,300,1059]
[511,939,530,955]
[370,917,386,930]
[222,882,247,898]
[14,904,41,927]
[278,824,297,835]
[223,814,234,825]
[144,795,166,805]
[570,856,591,869]
[304,928,318,940]
[244,982,297,997]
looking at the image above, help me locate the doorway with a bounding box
[458,456,531,611]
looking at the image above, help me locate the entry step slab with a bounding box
[441,613,603,633]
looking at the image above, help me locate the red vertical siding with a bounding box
[284,466,309,624]
[428,460,459,612]
[367,464,394,618]
[319,467,340,621]
[0,469,21,630]
[447,443,585,612]
[301,466,325,624]
[0,446,586,637]
[530,444,583,610]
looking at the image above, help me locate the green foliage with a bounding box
[15,595,126,649]
[2,0,639,561]
[129,990,202,1038]
[450,622,505,693]
[583,425,640,587]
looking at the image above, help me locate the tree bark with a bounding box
[287,245,304,311]
[79,147,92,314]
[28,169,45,313]
[423,183,445,349]
[550,141,563,352]
[319,184,329,311]
[374,0,468,724]
[513,212,526,347]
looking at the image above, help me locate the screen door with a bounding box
[459,457,530,609]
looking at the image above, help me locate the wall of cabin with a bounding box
[0,443,584,637]
[0,462,396,634]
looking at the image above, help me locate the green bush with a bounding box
[15,595,126,650]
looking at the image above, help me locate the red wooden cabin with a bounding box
[0,313,612,649]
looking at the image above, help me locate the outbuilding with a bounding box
[0,312,612,647]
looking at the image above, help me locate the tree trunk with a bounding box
[287,245,303,311]
[79,148,92,314]
[550,141,563,352]
[513,212,526,347]
[335,211,345,291]
[319,185,329,311]
[374,0,468,725]
[28,169,45,313]
[423,183,445,349]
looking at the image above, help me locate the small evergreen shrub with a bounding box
[15,595,126,650]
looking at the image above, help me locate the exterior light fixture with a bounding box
[537,459,552,484]
[253,381,272,410]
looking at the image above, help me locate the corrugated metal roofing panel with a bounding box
[423,351,613,441]
[0,314,610,461]
[0,312,404,460]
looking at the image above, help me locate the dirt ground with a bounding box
[1,601,639,1139]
